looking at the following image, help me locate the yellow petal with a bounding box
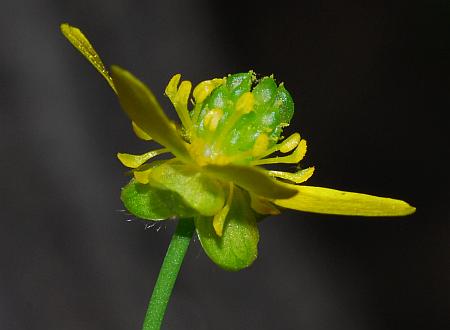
[131,122,152,141]
[110,66,191,162]
[117,148,168,168]
[204,164,297,199]
[60,23,116,93]
[273,185,416,217]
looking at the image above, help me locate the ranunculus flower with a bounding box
[61,23,415,271]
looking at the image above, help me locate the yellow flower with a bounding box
[61,23,415,271]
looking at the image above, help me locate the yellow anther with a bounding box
[132,121,152,141]
[173,80,192,107]
[290,139,307,163]
[269,166,315,184]
[165,74,181,100]
[253,132,301,160]
[213,183,234,236]
[117,148,169,168]
[235,92,255,114]
[252,134,270,157]
[203,108,223,132]
[164,74,193,132]
[212,92,255,150]
[279,133,301,153]
[251,139,308,165]
[193,78,224,103]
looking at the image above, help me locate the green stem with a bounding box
[141,218,195,330]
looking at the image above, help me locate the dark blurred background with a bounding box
[1,1,449,329]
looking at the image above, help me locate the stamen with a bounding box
[255,132,301,160]
[165,74,193,133]
[213,183,234,236]
[193,78,224,103]
[251,139,307,165]
[117,148,169,168]
[235,92,255,115]
[191,77,225,126]
[190,102,204,128]
[252,134,270,157]
[209,133,270,165]
[165,74,181,99]
[268,166,315,184]
[213,92,255,150]
[173,81,193,131]
[203,108,224,132]
[279,133,301,153]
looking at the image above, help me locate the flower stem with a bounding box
[141,218,195,330]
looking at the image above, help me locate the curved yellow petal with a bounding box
[60,23,116,93]
[117,148,169,168]
[110,66,191,162]
[273,185,416,217]
[204,164,297,199]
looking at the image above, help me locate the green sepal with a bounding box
[195,187,259,271]
[121,179,197,220]
[149,161,226,217]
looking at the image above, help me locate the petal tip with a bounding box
[400,203,416,216]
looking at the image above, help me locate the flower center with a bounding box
[184,71,296,166]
